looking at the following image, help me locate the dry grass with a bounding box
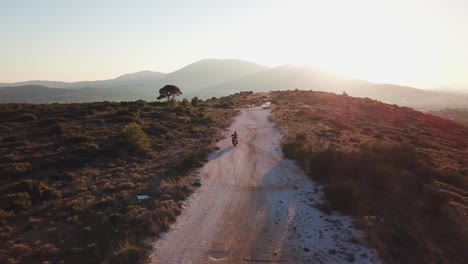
[271,90,468,264]
[0,98,239,264]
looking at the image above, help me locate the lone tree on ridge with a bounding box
[157,84,183,101]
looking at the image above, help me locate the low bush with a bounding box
[191,96,199,106]
[6,180,57,201]
[282,141,302,159]
[2,192,31,211]
[120,123,151,153]
[168,99,178,109]
[179,148,209,172]
[1,162,32,177]
[65,141,100,155]
[203,113,218,123]
[181,98,190,108]
[324,179,361,214]
[0,209,14,220]
[177,116,191,123]
[307,149,344,182]
[173,105,185,115]
[16,113,37,122]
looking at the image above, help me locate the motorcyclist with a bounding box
[231,131,238,146]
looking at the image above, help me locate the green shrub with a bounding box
[325,179,361,214]
[120,123,151,152]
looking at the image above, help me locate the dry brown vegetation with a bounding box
[429,108,468,127]
[271,90,468,264]
[0,96,243,264]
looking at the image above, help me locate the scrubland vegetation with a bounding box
[0,96,242,264]
[272,90,467,263]
[429,108,468,127]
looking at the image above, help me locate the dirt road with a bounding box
[151,107,380,263]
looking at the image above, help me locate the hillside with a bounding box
[269,90,467,263]
[0,85,106,103]
[0,98,237,264]
[202,65,366,97]
[2,59,467,110]
[429,108,468,127]
[0,71,167,89]
[203,66,468,109]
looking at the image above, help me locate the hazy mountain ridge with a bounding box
[1,59,467,110]
[0,85,89,103]
[0,71,167,90]
[157,59,269,94]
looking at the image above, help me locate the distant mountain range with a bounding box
[1,59,467,110]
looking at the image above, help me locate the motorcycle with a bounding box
[232,137,238,147]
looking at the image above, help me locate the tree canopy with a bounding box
[157,85,182,101]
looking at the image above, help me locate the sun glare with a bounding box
[229,0,466,88]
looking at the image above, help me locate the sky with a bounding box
[1,0,467,90]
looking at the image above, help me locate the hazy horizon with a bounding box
[1,0,468,91]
